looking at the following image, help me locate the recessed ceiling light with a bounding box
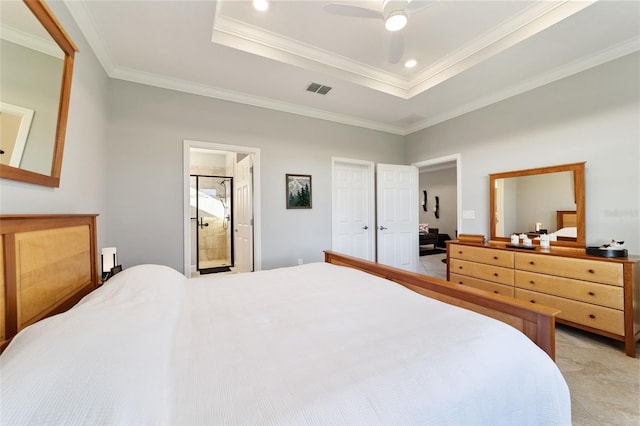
[253,0,269,12]
[404,59,417,68]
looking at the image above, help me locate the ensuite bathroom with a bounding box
[190,150,234,274]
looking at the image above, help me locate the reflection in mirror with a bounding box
[490,162,586,248]
[0,0,77,187]
[495,171,575,239]
[0,102,34,167]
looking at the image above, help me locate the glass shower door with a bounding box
[191,175,233,274]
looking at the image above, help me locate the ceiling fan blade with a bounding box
[323,3,384,19]
[388,32,404,64]
[406,0,435,14]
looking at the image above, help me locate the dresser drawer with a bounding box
[515,289,624,335]
[449,244,514,268]
[450,273,514,297]
[515,253,623,286]
[515,271,623,310]
[449,258,514,285]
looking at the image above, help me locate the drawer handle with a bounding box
[458,281,463,285]
[458,266,463,270]
[588,291,595,296]
[493,290,499,294]
[529,280,535,284]
[493,256,498,260]
[589,314,596,319]
[530,300,536,304]
[529,261,535,265]
[458,251,463,254]
[493,273,498,277]
[588,269,595,274]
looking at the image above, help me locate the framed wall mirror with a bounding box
[489,162,586,248]
[0,0,78,187]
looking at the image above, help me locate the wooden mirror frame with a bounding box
[0,0,78,187]
[489,162,586,248]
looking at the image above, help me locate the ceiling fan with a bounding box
[322,0,432,64]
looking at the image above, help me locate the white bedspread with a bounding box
[1,263,571,425]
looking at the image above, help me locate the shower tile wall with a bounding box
[198,216,230,267]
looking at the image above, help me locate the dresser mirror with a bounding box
[0,0,77,187]
[489,162,586,248]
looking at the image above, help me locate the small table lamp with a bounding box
[101,247,121,281]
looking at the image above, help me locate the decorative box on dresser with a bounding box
[447,241,640,357]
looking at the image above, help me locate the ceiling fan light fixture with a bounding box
[385,11,407,31]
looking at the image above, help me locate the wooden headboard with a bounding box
[0,214,98,351]
[556,210,577,229]
[555,210,577,242]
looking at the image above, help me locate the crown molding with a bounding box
[212,15,409,98]
[63,0,115,74]
[110,66,406,135]
[63,0,405,134]
[1,25,63,59]
[407,1,595,97]
[213,1,595,100]
[61,0,636,138]
[405,36,640,134]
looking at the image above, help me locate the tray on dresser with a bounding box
[506,244,536,250]
[586,247,628,258]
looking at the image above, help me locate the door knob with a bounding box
[363,226,368,230]
[379,226,387,230]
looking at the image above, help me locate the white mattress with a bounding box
[1,263,571,425]
[555,226,577,238]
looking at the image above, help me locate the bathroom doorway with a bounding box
[183,140,262,277]
[190,174,233,274]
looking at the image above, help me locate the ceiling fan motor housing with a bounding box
[383,0,410,16]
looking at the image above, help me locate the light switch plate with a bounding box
[462,210,475,219]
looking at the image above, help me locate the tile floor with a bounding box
[556,325,639,425]
[416,252,448,280]
[416,253,640,425]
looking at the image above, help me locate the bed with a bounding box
[0,215,570,425]
[555,210,578,241]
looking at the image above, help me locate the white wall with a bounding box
[0,2,110,251]
[3,7,637,267]
[405,52,640,253]
[106,80,404,272]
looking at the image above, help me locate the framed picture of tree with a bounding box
[286,174,312,209]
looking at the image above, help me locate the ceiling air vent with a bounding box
[306,82,332,95]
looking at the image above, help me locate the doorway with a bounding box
[183,140,262,277]
[190,174,233,274]
[412,153,462,243]
[413,154,461,279]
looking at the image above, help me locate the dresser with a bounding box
[447,241,640,357]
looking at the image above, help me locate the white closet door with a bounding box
[234,155,253,272]
[376,163,419,272]
[331,159,375,261]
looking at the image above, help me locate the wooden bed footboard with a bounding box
[0,214,99,352]
[324,251,560,360]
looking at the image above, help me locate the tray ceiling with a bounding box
[65,0,640,135]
